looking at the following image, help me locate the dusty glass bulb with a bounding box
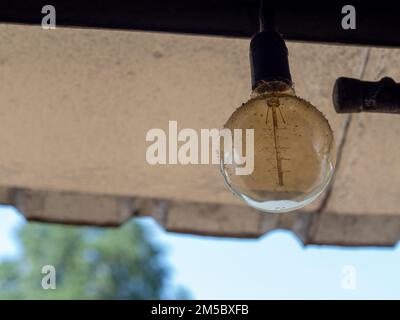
[220,81,336,213]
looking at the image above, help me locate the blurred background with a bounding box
[1,205,400,299]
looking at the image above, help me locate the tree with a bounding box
[0,220,186,299]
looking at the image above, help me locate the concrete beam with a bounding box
[1,188,399,247]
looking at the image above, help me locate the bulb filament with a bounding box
[266,98,286,187]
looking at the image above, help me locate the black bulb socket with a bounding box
[250,30,292,90]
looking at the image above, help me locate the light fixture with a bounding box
[220,2,336,213]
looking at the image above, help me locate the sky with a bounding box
[1,204,399,299]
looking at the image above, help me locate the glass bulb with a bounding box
[220,81,336,213]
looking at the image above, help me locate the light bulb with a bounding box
[220,80,336,213]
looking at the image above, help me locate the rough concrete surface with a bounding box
[0,24,399,246]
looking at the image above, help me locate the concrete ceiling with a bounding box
[0,24,399,246]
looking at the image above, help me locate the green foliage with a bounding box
[0,220,183,299]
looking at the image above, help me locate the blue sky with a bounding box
[1,205,399,299]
